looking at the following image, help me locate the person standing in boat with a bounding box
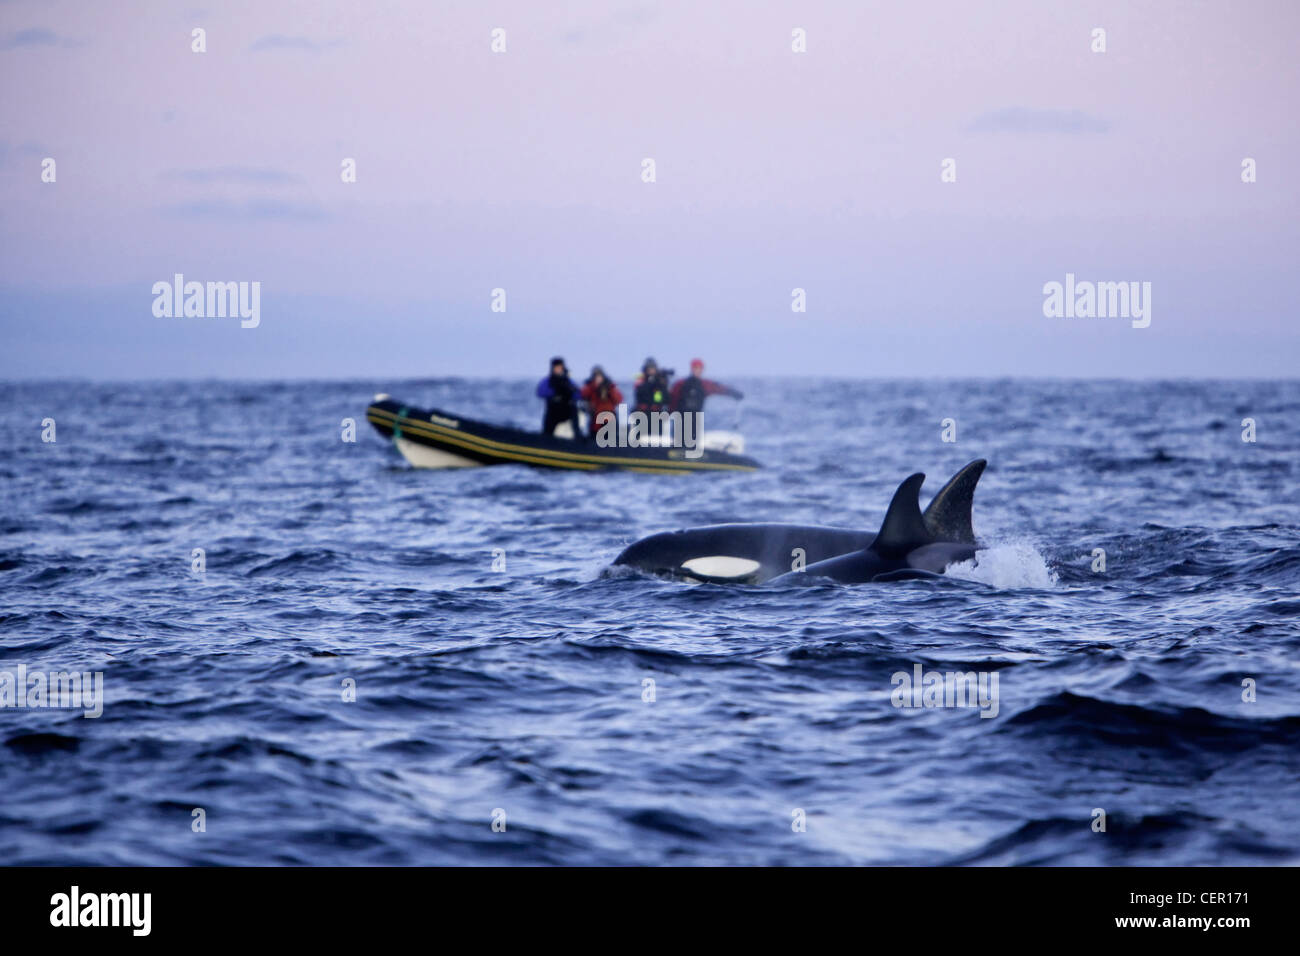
[580,365,624,441]
[632,357,672,415]
[536,357,582,438]
[668,358,743,425]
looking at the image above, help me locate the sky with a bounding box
[1,0,1297,380]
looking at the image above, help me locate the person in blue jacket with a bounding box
[536,356,582,438]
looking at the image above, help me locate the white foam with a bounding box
[944,541,1058,588]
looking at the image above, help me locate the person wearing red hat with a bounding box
[667,358,743,418]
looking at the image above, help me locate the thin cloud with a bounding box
[163,166,301,186]
[1,28,67,50]
[967,107,1110,134]
[0,139,49,169]
[158,200,328,222]
[249,34,337,53]
[560,5,657,47]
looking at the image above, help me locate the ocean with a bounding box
[1,377,1297,865]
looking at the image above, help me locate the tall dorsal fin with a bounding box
[871,473,931,556]
[922,459,986,545]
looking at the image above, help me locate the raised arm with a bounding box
[704,378,744,399]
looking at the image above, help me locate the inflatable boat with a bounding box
[365,396,761,473]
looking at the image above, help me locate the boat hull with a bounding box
[365,399,761,473]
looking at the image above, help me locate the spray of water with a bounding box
[945,541,1059,588]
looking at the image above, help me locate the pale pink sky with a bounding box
[1,0,1297,378]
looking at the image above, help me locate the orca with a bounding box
[767,471,978,585]
[612,460,986,584]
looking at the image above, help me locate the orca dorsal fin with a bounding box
[871,473,931,556]
[922,459,985,545]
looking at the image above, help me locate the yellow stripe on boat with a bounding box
[365,406,756,472]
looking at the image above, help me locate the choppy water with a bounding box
[1,378,1297,865]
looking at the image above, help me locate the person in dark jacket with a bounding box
[536,356,582,438]
[580,365,624,439]
[632,357,672,414]
[668,358,743,417]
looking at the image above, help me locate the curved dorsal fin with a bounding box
[922,459,986,545]
[871,473,930,556]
